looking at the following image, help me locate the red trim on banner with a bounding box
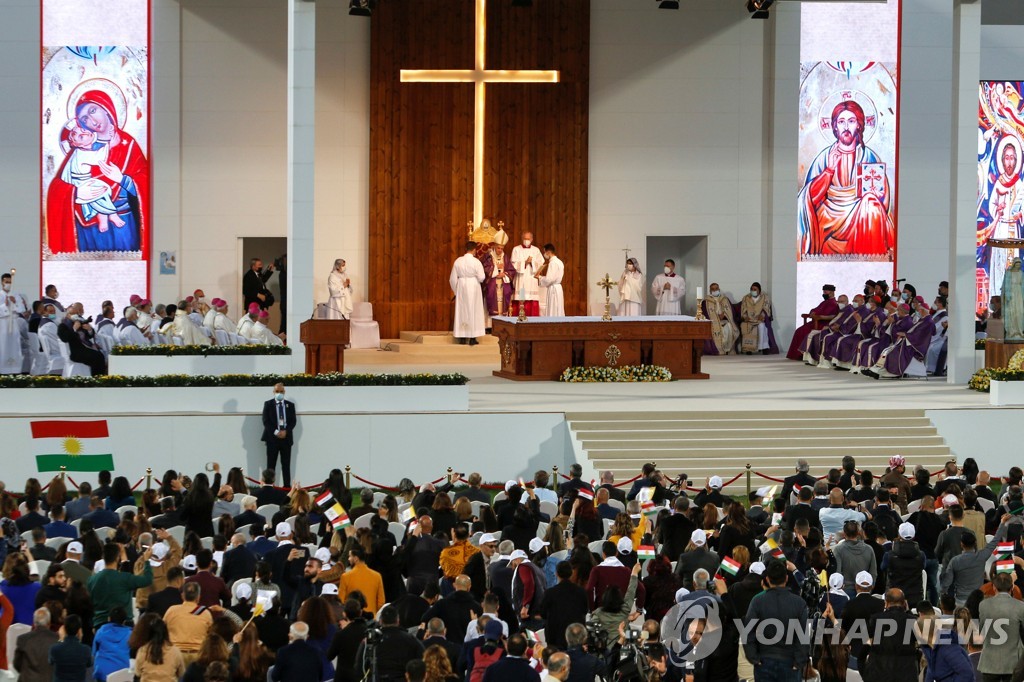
[30,420,109,439]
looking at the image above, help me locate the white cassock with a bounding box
[119,322,149,346]
[203,309,217,331]
[539,256,565,317]
[38,319,61,368]
[237,316,256,340]
[618,271,644,316]
[0,293,23,374]
[214,312,244,344]
[449,253,486,339]
[327,271,353,320]
[651,274,685,315]
[511,244,543,302]
[188,311,212,338]
[250,321,283,345]
[137,310,153,331]
[162,311,211,345]
[926,309,948,373]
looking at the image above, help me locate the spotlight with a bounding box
[746,0,773,19]
[348,0,373,17]
[658,1,680,8]
[512,0,533,6]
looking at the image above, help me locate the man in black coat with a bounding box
[860,588,919,681]
[564,622,606,682]
[263,523,309,614]
[356,605,425,682]
[56,315,106,375]
[481,633,539,682]
[220,533,257,587]
[781,459,817,503]
[262,383,297,488]
[659,497,697,561]
[270,622,326,681]
[841,571,884,669]
[783,486,821,532]
[422,617,462,672]
[421,575,482,645]
[243,257,275,311]
[598,471,627,505]
[539,562,589,650]
[326,600,368,682]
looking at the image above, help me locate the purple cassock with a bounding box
[803,305,856,362]
[833,307,886,366]
[881,315,936,376]
[787,297,840,360]
[481,251,517,317]
[855,313,914,369]
[819,305,866,362]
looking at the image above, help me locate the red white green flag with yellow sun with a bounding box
[31,420,114,472]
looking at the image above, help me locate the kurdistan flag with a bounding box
[31,420,115,472]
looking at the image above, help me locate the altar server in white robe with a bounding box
[161,300,211,345]
[651,259,686,315]
[618,258,644,316]
[118,307,150,346]
[450,241,486,345]
[326,259,353,320]
[237,303,259,340]
[2,273,31,373]
[38,304,61,369]
[538,243,565,317]
[511,232,543,317]
[0,273,24,374]
[926,295,949,374]
[250,310,284,345]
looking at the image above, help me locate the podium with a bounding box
[299,320,350,374]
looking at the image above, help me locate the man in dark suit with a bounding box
[656,496,696,562]
[243,257,275,311]
[232,497,267,531]
[16,499,48,533]
[150,498,184,529]
[56,314,106,375]
[270,622,326,681]
[13,605,59,680]
[781,459,817,503]
[220,533,257,587]
[598,471,627,505]
[80,496,120,529]
[480,633,539,682]
[538,561,589,650]
[783,486,821,532]
[262,383,297,488]
[247,524,278,559]
[254,469,290,508]
[264,523,309,614]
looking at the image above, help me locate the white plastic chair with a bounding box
[539,501,557,519]
[57,341,90,377]
[388,522,406,546]
[493,492,508,504]
[549,549,569,563]
[372,492,387,506]
[588,540,604,554]
[602,518,614,538]
[535,522,549,540]
[167,525,186,546]
[116,505,137,519]
[349,302,381,349]
[470,501,489,518]
[256,504,280,520]
[6,623,29,668]
[20,530,32,544]
[28,332,49,375]
[354,514,373,530]
[106,670,133,682]
[906,499,922,514]
[45,537,67,550]
[40,331,65,374]
[236,524,251,539]
[607,499,625,513]
[978,497,995,513]
[33,559,51,577]
[469,532,483,547]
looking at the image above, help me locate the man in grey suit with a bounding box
[978,572,1024,682]
[13,608,58,682]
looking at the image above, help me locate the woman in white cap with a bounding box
[819,573,851,618]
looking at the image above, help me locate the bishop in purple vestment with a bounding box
[818,294,866,366]
[787,284,840,360]
[803,295,854,364]
[869,303,937,378]
[853,303,914,372]
[833,297,886,368]
[481,240,517,318]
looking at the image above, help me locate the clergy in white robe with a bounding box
[926,297,949,374]
[250,311,284,345]
[203,304,217,331]
[161,303,212,345]
[538,244,565,317]
[212,302,244,344]
[38,308,61,371]
[618,258,644,316]
[0,276,24,374]
[117,307,150,346]
[326,259,353,320]
[136,300,154,332]
[651,260,685,315]
[237,303,259,340]
[511,232,543,317]
[449,242,486,343]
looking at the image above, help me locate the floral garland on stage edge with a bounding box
[0,372,468,389]
[111,345,291,356]
[968,348,1024,392]
[559,365,672,383]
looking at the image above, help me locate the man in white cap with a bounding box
[693,476,726,508]
[230,582,255,620]
[60,541,92,585]
[133,529,181,612]
[673,530,720,591]
[615,537,636,569]
[319,582,344,622]
[508,549,546,624]
[264,521,309,616]
[464,532,499,602]
[840,571,884,670]
[880,523,926,605]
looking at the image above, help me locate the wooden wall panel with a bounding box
[369,0,589,338]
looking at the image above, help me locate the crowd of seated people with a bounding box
[0,454,1020,682]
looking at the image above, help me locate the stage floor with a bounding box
[345,344,988,413]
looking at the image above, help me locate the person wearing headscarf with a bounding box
[618,258,644,317]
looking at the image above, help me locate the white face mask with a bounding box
[750,291,759,298]
[663,267,672,276]
[838,301,848,309]
[1,284,9,292]
[710,290,720,297]
[523,240,532,248]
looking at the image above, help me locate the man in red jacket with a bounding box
[586,541,647,612]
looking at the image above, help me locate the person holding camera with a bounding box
[355,604,424,682]
[243,257,276,312]
[564,622,606,682]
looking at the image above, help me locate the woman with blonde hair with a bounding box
[607,513,632,542]
[454,496,474,523]
[43,476,68,512]
[423,643,460,682]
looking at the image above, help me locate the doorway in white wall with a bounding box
[645,236,707,316]
[239,237,287,334]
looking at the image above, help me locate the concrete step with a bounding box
[574,427,940,440]
[578,436,948,450]
[568,418,934,430]
[588,446,952,464]
[565,409,927,422]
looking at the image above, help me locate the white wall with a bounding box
[927,407,1024,476]
[980,25,1024,78]
[588,0,769,316]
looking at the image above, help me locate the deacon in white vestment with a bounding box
[161,304,212,346]
[651,259,685,315]
[0,274,24,374]
[326,259,353,320]
[618,258,644,317]
[511,232,543,317]
[538,244,565,317]
[449,242,486,344]
[250,310,284,345]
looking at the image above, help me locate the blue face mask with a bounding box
[901,292,909,301]
[274,393,284,402]
[47,314,57,320]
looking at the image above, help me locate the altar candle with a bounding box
[696,286,703,300]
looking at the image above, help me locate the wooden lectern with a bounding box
[299,320,350,374]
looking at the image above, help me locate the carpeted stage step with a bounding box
[566,409,952,490]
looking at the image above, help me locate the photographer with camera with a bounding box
[243,257,276,312]
[564,622,606,682]
[355,604,424,682]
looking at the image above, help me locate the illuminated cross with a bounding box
[400,0,560,227]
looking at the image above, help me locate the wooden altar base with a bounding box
[490,316,712,381]
[985,339,1024,369]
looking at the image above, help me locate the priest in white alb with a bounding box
[618,258,644,316]
[210,299,242,344]
[449,241,486,345]
[326,259,353,320]
[538,243,565,317]
[117,307,150,346]
[250,309,284,345]
[202,298,218,330]
[161,300,211,345]
[0,277,23,374]
[511,231,543,317]
[651,259,685,315]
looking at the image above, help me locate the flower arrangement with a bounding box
[975,338,987,350]
[111,345,291,356]
[559,365,672,383]
[0,372,469,389]
[1008,349,1024,371]
[968,368,994,392]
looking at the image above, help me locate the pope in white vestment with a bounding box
[618,258,644,316]
[449,246,486,340]
[327,260,353,320]
[161,309,212,345]
[0,287,24,374]
[651,263,686,315]
[538,251,565,317]
[511,233,543,316]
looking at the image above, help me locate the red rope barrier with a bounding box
[242,476,320,492]
[130,477,146,491]
[349,474,399,492]
[753,472,786,483]
[41,482,51,492]
[66,476,79,489]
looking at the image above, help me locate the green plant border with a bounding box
[0,372,468,389]
[111,344,291,356]
[559,365,672,383]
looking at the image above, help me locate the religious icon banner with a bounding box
[41,0,150,316]
[977,81,1024,317]
[796,0,899,318]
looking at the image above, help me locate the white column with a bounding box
[287,0,316,371]
[947,0,981,384]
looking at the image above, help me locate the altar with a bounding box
[491,316,712,381]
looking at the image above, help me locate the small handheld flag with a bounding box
[323,503,351,530]
[996,560,1015,574]
[315,490,334,509]
[641,501,659,517]
[637,545,657,561]
[578,488,594,502]
[401,507,416,522]
[997,542,1015,557]
[719,556,741,576]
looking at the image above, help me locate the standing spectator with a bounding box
[163,582,213,659]
[354,605,424,681]
[841,572,884,670]
[2,557,42,625]
[781,459,816,502]
[833,521,877,593]
[882,523,926,605]
[326,598,368,682]
[338,545,386,616]
[538,561,588,650]
[87,543,153,627]
[563,623,605,682]
[47,614,92,682]
[916,604,974,682]
[185,548,230,608]
[481,633,539,682]
[940,517,1008,606]
[422,575,481,645]
[861,589,919,682]
[261,384,297,488]
[270,622,325,681]
[13,607,58,682]
[978,572,1024,681]
[743,560,810,679]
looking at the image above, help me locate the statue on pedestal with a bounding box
[1004,257,1024,341]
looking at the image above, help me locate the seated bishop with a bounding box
[249,310,284,346]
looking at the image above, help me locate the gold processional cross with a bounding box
[400,0,560,228]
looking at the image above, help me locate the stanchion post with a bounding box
[145,467,153,491]
[60,466,66,481]
[551,465,559,491]
[345,466,351,489]
[447,467,454,485]
[745,464,752,508]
